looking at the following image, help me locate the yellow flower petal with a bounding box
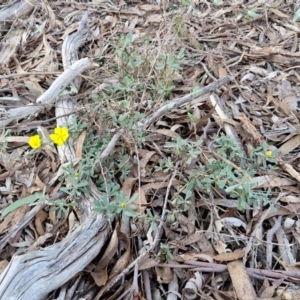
[28,135,42,149]
[50,127,69,146]
[60,127,69,141]
[265,150,272,158]
[54,127,69,140]
[50,134,64,146]
[54,127,62,135]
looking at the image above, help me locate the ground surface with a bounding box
[1,0,300,299]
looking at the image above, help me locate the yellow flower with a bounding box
[28,135,42,149]
[50,127,69,146]
[120,202,127,209]
[265,150,272,158]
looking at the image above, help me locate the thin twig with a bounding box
[94,128,125,173]
[152,161,180,250]
[210,151,252,180]
[0,71,61,80]
[266,216,282,268]
[158,261,300,282]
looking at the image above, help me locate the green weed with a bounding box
[93,184,137,221]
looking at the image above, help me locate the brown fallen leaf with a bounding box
[0,205,30,234]
[213,251,245,262]
[279,79,298,111]
[138,255,160,270]
[91,267,108,287]
[94,231,131,299]
[155,265,173,284]
[227,260,257,300]
[75,130,86,159]
[121,176,138,199]
[108,231,131,279]
[132,187,147,214]
[279,135,300,155]
[34,209,47,236]
[259,278,284,299]
[95,226,119,272]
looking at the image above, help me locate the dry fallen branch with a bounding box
[94,128,126,173]
[277,158,300,185]
[0,0,36,29]
[159,261,300,284]
[0,215,109,299]
[0,58,96,128]
[94,78,233,172]
[135,76,233,128]
[55,12,97,162]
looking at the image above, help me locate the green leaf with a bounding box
[216,179,227,189]
[225,184,240,193]
[177,48,185,58]
[124,33,133,48]
[188,112,197,124]
[1,193,40,218]
[247,10,261,19]
[123,210,137,218]
[293,8,300,22]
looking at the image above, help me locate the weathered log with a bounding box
[0,214,109,300]
[0,57,96,128]
[0,0,36,29]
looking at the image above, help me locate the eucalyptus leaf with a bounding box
[247,10,261,19]
[293,8,300,22]
[225,184,240,193]
[1,193,40,219]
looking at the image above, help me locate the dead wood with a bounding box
[0,0,37,66]
[135,76,233,129]
[0,0,35,29]
[0,57,95,128]
[0,29,24,66]
[0,214,109,300]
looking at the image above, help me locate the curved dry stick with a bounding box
[0,215,109,299]
[135,76,233,129]
[266,217,282,268]
[55,12,97,162]
[0,58,96,128]
[0,0,36,28]
[94,128,125,172]
[93,78,233,173]
[159,262,299,283]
